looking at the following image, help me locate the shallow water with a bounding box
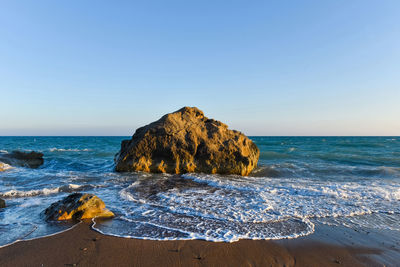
[0,136,399,246]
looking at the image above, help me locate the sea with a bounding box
[0,136,399,247]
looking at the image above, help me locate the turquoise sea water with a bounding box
[0,136,399,246]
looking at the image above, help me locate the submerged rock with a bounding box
[44,193,114,221]
[0,198,5,208]
[0,151,44,168]
[115,107,259,176]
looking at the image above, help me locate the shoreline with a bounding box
[0,221,386,267]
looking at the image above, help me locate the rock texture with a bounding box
[44,193,114,221]
[115,107,259,176]
[0,198,5,209]
[0,151,44,168]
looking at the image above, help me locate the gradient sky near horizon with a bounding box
[1,1,399,136]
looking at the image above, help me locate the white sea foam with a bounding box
[119,186,138,202]
[19,198,42,208]
[378,166,400,177]
[93,215,315,242]
[49,148,92,152]
[98,173,400,242]
[1,188,59,198]
[0,184,85,198]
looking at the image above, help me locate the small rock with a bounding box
[44,193,114,221]
[0,198,5,208]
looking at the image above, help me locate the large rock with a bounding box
[0,151,44,168]
[115,107,259,176]
[0,198,5,208]
[44,193,114,221]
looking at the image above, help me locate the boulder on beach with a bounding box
[115,107,259,176]
[0,198,5,208]
[44,193,114,221]
[0,151,44,168]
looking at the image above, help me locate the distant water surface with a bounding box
[0,136,399,246]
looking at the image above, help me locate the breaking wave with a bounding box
[49,148,92,152]
[0,184,93,198]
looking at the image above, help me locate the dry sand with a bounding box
[0,221,383,267]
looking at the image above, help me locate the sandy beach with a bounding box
[0,221,387,267]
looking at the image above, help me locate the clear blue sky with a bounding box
[1,1,399,136]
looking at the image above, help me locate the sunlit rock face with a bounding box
[44,193,114,221]
[115,107,259,176]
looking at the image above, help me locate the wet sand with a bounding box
[0,222,383,267]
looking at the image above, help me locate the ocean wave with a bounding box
[1,136,400,245]
[179,174,400,216]
[0,184,91,198]
[93,215,315,242]
[19,198,43,208]
[251,166,282,177]
[120,185,141,203]
[294,165,400,179]
[251,162,400,179]
[334,142,386,148]
[250,163,306,178]
[49,148,92,152]
[112,173,400,243]
[355,166,400,178]
[259,151,292,159]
